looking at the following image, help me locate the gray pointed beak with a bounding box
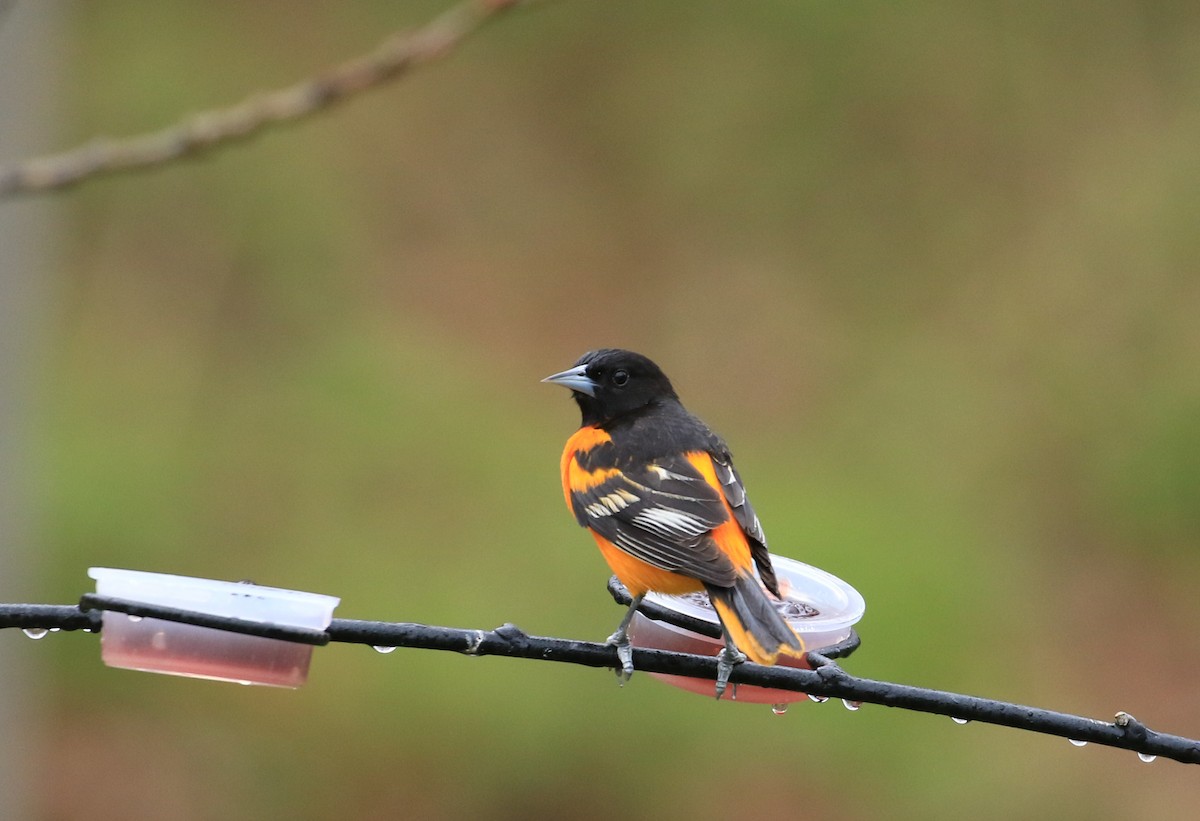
[542,364,597,397]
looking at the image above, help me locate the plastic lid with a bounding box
[88,568,340,688]
[88,568,340,629]
[630,554,865,704]
[643,554,865,641]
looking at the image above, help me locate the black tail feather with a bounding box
[705,573,805,665]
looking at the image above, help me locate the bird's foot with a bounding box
[605,630,636,685]
[714,646,747,700]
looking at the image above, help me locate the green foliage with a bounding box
[24,0,1200,818]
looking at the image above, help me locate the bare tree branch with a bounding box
[0,0,539,198]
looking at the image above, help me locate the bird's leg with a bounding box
[605,593,644,684]
[714,633,747,700]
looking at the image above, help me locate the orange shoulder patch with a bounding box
[560,426,615,512]
[683,451,754,572]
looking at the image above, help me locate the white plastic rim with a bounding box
[88,568,340,629]
[642,554,865,642]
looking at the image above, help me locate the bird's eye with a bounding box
[612,369,629,387]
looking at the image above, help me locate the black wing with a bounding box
[569,452,738,587]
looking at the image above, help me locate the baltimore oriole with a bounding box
[544,348,805,698]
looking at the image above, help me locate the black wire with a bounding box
[1,594,1198,765]
[0,603,100,632]
[78,594,330,645]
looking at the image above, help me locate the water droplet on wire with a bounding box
[22,628,48,640]
[1068,739,1087,747]
[951,717,970,725]
[1138,753,1156,763]
[842,699,862,711]
[806,693,828,704]
[372,645,397,654]
[771,703,788,716]
[127,615,143,623]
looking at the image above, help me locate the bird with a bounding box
[543,348,805,698]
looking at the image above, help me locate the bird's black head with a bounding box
[543,348,679,427]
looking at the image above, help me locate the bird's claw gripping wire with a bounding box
[606,631,636,684]
[714,639,747,700]
[606,592,644,684]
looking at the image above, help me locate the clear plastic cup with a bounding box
[88,568,340,688]
[626,555,864,703]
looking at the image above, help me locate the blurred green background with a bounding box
[4,0,1200,818]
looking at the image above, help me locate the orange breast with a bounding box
[592,532,706,597]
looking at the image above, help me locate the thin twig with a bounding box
[0,0,539,197]
[1,598,1198,765]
